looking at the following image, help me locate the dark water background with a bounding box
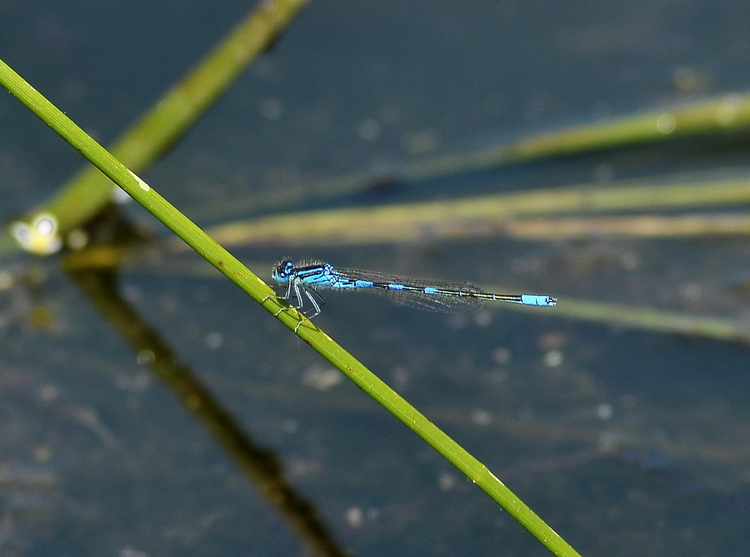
[2,1,750,555]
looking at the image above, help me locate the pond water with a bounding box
[2,1,750,555]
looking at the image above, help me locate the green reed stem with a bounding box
[0,57,580,557]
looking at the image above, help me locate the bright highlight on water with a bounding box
[272,259,556,330]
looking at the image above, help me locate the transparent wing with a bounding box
[332,267,484,313]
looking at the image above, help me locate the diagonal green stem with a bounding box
[1,58,580,557]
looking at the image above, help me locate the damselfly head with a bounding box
[272,258,295,284]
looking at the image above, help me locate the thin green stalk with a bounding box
[502,93,750,160]
[499,213,750,239]
[1,59,580,557]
